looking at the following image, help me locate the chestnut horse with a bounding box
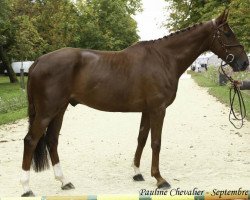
[20,10,249,196]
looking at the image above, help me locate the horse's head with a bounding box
[209,10,249,72]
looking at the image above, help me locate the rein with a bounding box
[219,62,246,129]
[210,20,246,129]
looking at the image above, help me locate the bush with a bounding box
[0,94,27,114]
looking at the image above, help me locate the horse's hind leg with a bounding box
[46,105,75,190]
[21,115,51,196]
[132,112,150,181]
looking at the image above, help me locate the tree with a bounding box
[0,0,18,83]
[8,15,47,61]
[34,0,80,52]
[76,0,141,50]
[1,0,142,83]
[225,1,250,51]
[164,0,249,51]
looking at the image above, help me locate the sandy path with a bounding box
[0,78,249,196]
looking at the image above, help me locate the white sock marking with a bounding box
[53,162,69,186]
[131,162,141,176]
[20,170,31,193]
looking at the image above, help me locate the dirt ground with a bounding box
[0,77,249,197]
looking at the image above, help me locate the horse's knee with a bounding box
[151,140,161,151]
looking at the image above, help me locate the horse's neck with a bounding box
[157,21,213,78]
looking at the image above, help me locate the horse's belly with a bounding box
[71,89,145,112]
[79,98,145,112]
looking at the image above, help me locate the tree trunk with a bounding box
[0,46,18,83]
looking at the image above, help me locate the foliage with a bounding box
[0,0,18,83]
[0,76,27,125]
[164,0,250,51]
[33,0,80,52]
[76,0,140,50]
[0,0,142,83]
[0,0,9,46]
[8,15,46,60]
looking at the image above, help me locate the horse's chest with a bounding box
[164,91,177,106]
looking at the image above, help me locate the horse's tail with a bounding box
[27,60,50,172]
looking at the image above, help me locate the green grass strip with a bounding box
[0,107,27,125]
[190,70,250,121]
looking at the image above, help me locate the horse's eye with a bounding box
[224,31,231,37]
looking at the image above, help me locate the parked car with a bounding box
[190,62,207,72]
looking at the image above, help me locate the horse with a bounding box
[20,10,249,196]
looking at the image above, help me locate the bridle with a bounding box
[210,19,246,129]
[210,19,244,67]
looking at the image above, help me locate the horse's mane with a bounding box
[137,22,204,46]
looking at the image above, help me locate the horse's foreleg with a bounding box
[132,112,150,181]
[21,116,50,197]
[46,106,75,190]
[150,109,171,189]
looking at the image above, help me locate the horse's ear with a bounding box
[224,9,229,21]
[216,9,229,25]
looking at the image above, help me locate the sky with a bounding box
[134,0,170,41]
[134,0,213,59]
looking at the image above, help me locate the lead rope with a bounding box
[219,62,246,129]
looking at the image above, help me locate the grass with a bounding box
[189,68,250,121]
[0,76,28,125]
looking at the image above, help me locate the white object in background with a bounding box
[4,61,34,74]
[181,70,191,79]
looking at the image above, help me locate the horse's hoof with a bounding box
[61,182,75,190]
[157,181,171,189]
[21,190,35,197]
[133,174,145,181]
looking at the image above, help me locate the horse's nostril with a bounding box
[243,61,249,67]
